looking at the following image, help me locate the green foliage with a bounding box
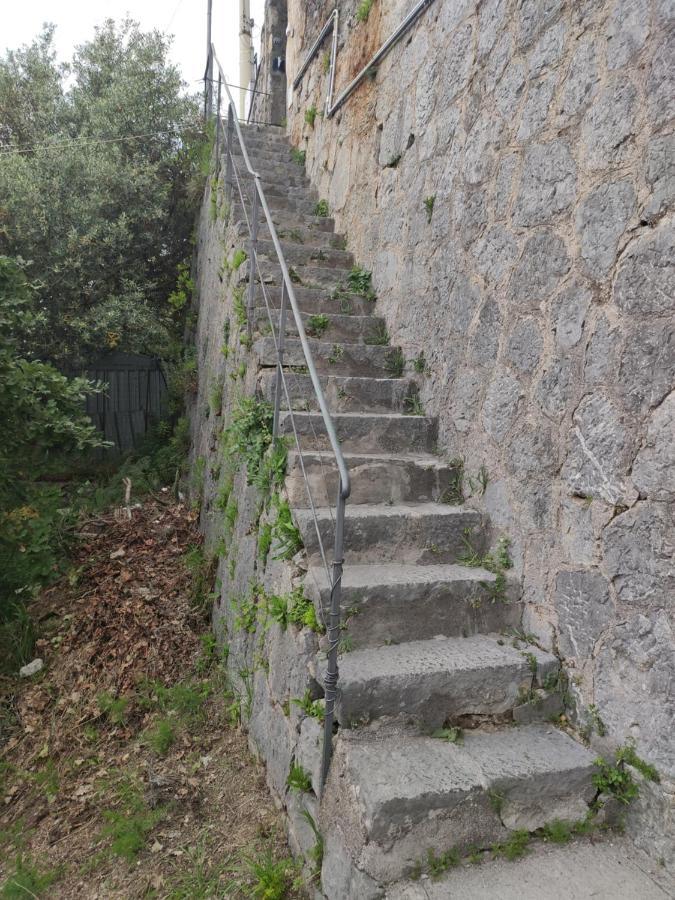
[290,147,306,166]
[258,523,273,564]
[144,718,176,755]
[101,806,164,860]
[292,690,325,721]
[426,847,460,877]
[424,195,436,223]
[301,809,324,878]
[386,348,406,377]
[167,261,194,312]
[347,266,376,300]
[97,692,130,725]
[230,249,248,271]
[366,323,389,345]
[413,351,428,374]
[287,763,312,793]
[617,742,660,783]
[314,199,329,217]
[441,458,465,504]
[304,105,317,128]
[0,855,59,898]
[223,396,273,485]
[431,726,463,744]
[493,829,530,861]
[307,314,330,338]
[357,0,375,23]
[245,851,297,900]
[0,21,204,368]
[541,819,572,844]
[593,755,639,804]
[251,439,288,498]
[271,497,303,560]
[232,286,247,329]
[403,393,424,416]
[287,589,323,633]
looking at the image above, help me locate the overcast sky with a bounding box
[1,0,265,100]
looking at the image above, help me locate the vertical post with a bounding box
[321,484,346,792]
[215,74,222,176]
[246,184,259,338]
[205,0,213,117]
[225,106,234,203]
[272,282,288,440]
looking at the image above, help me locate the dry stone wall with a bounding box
[284,0,674,853]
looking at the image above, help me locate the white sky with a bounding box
[1,0,265,99]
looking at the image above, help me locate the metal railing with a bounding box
[207,45,351,790]
[293,0,437,118]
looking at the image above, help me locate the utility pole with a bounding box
[205,0,213,117]
[239,0,253,119]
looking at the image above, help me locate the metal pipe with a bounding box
[329,0,435,117]
[247,187,259,339]
[272,282,288,439]
[205,0,213,117]
[212,47,350,500]
[292,10,337,90]
[225,106,234,203]
[214,75,222,175]
[321,482,347,789]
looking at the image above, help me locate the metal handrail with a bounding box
[208,44,350,789]
[293,0,436,118]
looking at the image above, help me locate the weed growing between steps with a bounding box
[459,531,513,604]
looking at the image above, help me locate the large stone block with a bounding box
[517,74,556,141]
[553,278,592,351]
[602,501,675,609]
[613,221,675,317]
[618,320,674,414]
[595,610,675,778]
[581,77,638,171]
[468,299,501,364]
[513,142,576,225]
[644,133,675,221]
[606,0,651,69]
[505,317,543,373]
[631,393,675,502]
[576,180,636,277]
[583,313,622,386]
[517,0,565,49]
[507,229,570,308]
[472,225,518,285]
[481,369,523,441]
[535,356,577,420]
[561,393,635,505]
[528,17,567,76]
[555,569,614,661]
[556,36,598,125]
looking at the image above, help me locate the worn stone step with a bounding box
[295,503,485,565]
[252,284,374,315]
[235,185,321,218]
[306,564,521,648]
[226,160,309,187]
[323,724,597,884]
[286,451,457,506]
[259,372,416,414]
[255,257,354,288]
[277,411,436,453]
[333,635,557,727]
[253,308,385,344]
[255,239,354,270]
[232,199,335,232]
[256,338,402,377]
[235,220,344,253]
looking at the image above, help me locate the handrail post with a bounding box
[247,185,260,340]
[214,74,222,176]
[225,105,234,204]
[321,483,347,792]
[272,282,288,440]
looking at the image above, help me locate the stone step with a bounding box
[270,223,346,250]
[259,372,416,414]
[233,199,335,233]
[253,308,385,344]
[227,161,310,187]
[234,189,323,218]
[252,284,374,315]
[333,634,557,727]
[324,724,597,884]
[256,338,402,377]
[294,503,485,565]
[277,411,436,453]
[286,451,457,506]
[255,258,354,289]
[256,238,354,270]
[305,563,522,648]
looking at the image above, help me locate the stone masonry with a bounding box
[283,0,674,862]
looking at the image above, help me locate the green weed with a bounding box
[314,200,329,217]
[0,855,59,898]
[424,195,435,223]
[304,106,317,128]
[287,763,312,793]
[290,147,306,166]
[292,690,324,722]
[307,314,330,338]
[357,0,375,23]
[386,348,405,377]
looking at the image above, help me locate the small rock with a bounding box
[19,659,44,678]
[109,548,126,560]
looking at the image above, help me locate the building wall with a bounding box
[282,0,674,833]
[249,0,288,126]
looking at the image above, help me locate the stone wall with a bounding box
[283,0,674,848]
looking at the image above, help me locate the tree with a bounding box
[0,19,205,369]
[0,256,104,612]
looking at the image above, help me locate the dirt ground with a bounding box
[0,494,302,899]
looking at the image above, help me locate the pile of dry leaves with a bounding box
[0,494,299,899]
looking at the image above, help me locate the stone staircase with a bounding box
[233,125,598,896]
